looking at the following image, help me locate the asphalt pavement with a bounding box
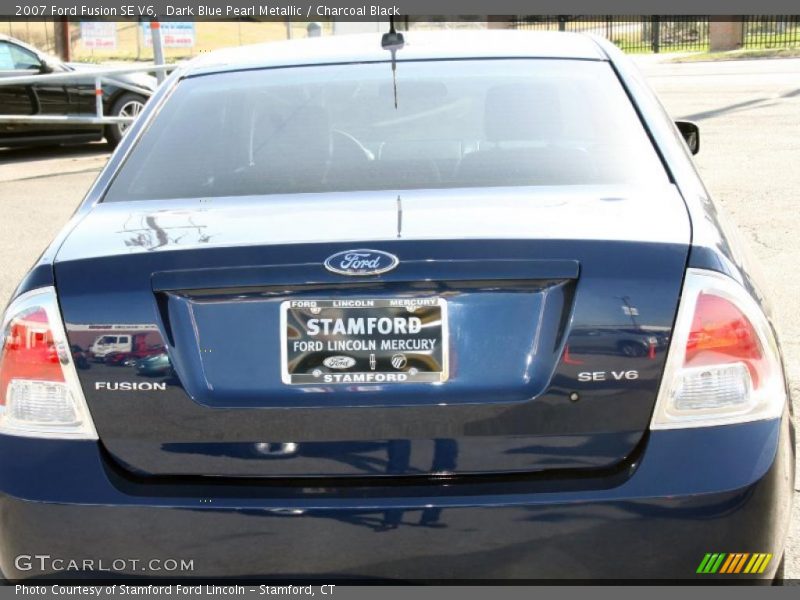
[642,58,800,580]
[0,55,799,579]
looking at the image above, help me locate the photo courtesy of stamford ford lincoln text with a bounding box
[0,0,798,594]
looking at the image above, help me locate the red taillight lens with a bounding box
[685,292,764,387]
[651,269,785,429]
[0,288,96,438]
[0,307,65,405]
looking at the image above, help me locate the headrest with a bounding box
[484,82,563,143]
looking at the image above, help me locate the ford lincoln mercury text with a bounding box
[0,31,793,581]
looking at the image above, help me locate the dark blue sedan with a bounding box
[0,30,793,582]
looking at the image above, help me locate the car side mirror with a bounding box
[675,120,699,155]
[38,59,53,74]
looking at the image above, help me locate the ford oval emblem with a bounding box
[324,249,399,276]
[323,356,357,369]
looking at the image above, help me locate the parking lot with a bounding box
[1,56,799,578]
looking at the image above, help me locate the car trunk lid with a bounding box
[54,184,690,478]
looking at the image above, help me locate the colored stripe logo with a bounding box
[697,553,773,574]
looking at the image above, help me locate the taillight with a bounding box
[0,287,97,439]
[651,269,786,429]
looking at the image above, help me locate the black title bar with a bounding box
[2,1,799,20]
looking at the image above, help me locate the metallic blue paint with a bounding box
[0,416,792,580]
[55,238,687,478]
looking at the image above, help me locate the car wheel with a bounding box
[105,93,147,147]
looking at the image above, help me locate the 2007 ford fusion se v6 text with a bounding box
[0,30,793,581]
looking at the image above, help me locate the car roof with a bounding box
[184,30,607,77]
[0,34,54,59]
[0,33,33,48]
[0,33,33,46]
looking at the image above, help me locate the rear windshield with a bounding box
[104,59,667,202]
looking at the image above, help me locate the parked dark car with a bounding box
[104,345,163,367]
[0,31,793,582]
[0,34,156,147]
[569,327,668,358]
[135,352,173,377]
[69,344,90,370]
[102,351,133,367]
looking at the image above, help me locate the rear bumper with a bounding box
[0,415,794,582]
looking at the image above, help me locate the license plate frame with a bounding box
[280,297,448,385]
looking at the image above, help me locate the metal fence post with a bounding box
[94,76,103,119]
[652,16,661,53]
[151,21,165,84]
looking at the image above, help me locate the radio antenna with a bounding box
[381,16,405,109]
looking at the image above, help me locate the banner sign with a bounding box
[142,22,196,48]
[79,21,117,50]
